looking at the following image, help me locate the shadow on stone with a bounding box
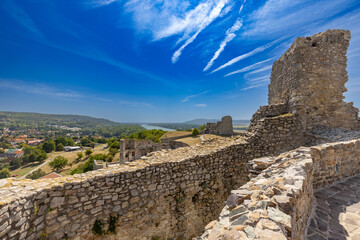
[307,175,360,240]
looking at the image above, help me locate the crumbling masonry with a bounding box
[0,29,360,240]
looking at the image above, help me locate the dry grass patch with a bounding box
[161,131,191,139]
[42,144,109,176]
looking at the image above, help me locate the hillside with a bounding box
[0,111,145,138]
[0,111,122,128]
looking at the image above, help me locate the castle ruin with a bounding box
[1,29,360,240]
[203,116,234,135]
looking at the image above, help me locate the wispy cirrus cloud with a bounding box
[182,90,210,102]
[203,18,243,71]
[118,100,153,108]
[242,75,270,90]
[0,79,154,108]
[243,0,358,37]
[1,1,176,88]
[244,65,272,76]
[210,39,281,73]
[224,58,274,77]
[99,0,231,63]
[202,0,247,71]
[88,0,116,8]
[2,0,45,39]
[171,0,229,63]
[0,79,85,101]
[195,103,207,107]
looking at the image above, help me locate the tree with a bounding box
[80,138,90,147]
[10,158,21,170]
[0,168,11,179]
[42,140,55,153]
[28,153,37,163]
[200,124,206,131]
[67,138,75,146]
[77,152,83,159]
[90,142,96,149]
[49,156,68,172]
[35,150,47,163]
[109,141,120,149]
[55,137,67,146]
[27,169,46,180]
[109,148,118,156]
[56,143,64,151]
[192,128,200,136]
[85,149,93,156]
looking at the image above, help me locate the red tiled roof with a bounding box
[39,172,62,179]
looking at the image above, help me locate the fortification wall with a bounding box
[0,108,304,240]
[199,139,360,240]
[268,29,359,130]
[203,116,234,135]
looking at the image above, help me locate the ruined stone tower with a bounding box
[268,29,359,130]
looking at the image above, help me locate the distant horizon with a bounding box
[0,0,359,122]
[0,110,250,124]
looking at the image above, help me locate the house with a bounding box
[27,139,44,146]
[64,146,81,152]
[0,149,24,158]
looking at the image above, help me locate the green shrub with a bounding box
[49,156,68,172]
[192,128,200,136]
[27,169,46,180]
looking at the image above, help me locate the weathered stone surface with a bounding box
[269,29,358,130]
[203,116,234,135]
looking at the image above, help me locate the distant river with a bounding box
[141,124,175,131]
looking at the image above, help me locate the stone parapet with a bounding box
[198,139,360,240]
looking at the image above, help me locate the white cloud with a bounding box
[243,0,357,37]
[245,65,272,76]
[195,104,207,107]
[210,39,281,73]
[238,0,247,14]
[171,0,229,63]
[0,79,85,101]
[2,0,176,88]
[88,0,117,7]
[2,0,45,39]
[242,83,267,90]
[241,75,270,90]
[246,75,270,83]
[203,19,243,71]
[0,79,154,107]
[182,90,210,102]
[118,100,153,108]
[224,58,273,77]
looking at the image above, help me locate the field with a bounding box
[175,134,223,146]
[161,131,191,139]
[11,144,115,178]
[41,144,113,176]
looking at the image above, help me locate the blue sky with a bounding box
[0,0,360,122]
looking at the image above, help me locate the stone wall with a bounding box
[0,107,307,240]
[268,29,359,130]
[246,113,305,155]
[203,116,234,135]
[311,140,360,188]
[198,139,360,240]
[119,139,164,163]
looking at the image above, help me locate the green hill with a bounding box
[0,111,145,138]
